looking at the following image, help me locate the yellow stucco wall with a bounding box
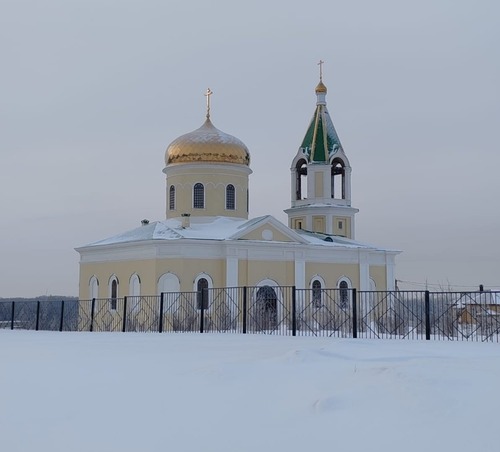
[369,265,387,291]
[239,225,295,242]
[315,172,324,197]
[166,166,249,219]
[79,259,157,300]
[312,216,325,233]
[333,216,351,238]
[305,262,360,289]
[156,258,225,291]
[240,259,295,287]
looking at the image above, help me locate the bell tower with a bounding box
[285,62,358,238]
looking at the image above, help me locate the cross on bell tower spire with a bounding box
[318,60,324,82]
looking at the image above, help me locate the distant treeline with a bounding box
[0,297,79,331]
[0,295,78,303]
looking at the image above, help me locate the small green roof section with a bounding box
[299,86,343,163]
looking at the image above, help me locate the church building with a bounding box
[76,71,399,302]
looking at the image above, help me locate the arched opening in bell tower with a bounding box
[331,158,346,200]
[295,159,308,200]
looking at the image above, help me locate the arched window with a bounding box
[109,276,119,310]
[312,279,322,308]
[157,272,180,296]
[226,184,235,210]
[169,185,175,210]
[158,272,181,313]
[196,278,209,310]
[296,159,307,200]
[339,280,349,310]
[129,274,141,297]
[331,158,345,199]
[193,183,204,209]
[89,276,99,300]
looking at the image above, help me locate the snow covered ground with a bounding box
[0,331,498,452]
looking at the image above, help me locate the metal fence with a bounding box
[1,289,499,342]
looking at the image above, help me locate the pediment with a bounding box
[229,215,308,244]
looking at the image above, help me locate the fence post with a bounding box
[122,296,128,333]
[425,291,431,340]
[242,286,247,334]
[352,289,357,339]
[10,301,15,330]
[35,300,40,331]
[159,293,164,333]
[200,288,206,333]
[90,298,96,332]
[59,300,65,332]
[292,286,297,336]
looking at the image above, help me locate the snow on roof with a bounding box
[85,217,249,247]
[297,229,390,250]
[80,215,393,252]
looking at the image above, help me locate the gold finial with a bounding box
[318,60,324,82]
[204,88,213,119]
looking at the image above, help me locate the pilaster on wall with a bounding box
[359,252,370,292]
[226,255,239,287]
[386,254,395,291]
[294,258,306,290]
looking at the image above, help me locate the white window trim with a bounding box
[157,272,181,313]
[169,185,176,210]
[89,276,99,300]
[225,184,236,210]
[193,273,213,310]
[193,182,205,209]
[253,279,283,323]
[310,275,326,307]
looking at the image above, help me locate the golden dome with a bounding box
[315,80,328,94]
[165,118,250,166]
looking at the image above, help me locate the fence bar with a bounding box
[159,293,164,333]
[242,287,247,334]
[352,289,357,339]
[10,301,15,330]
[90,298,96,332]
[292,286,297,336]
[122,296,128,333]
[59,300,65,332]
[200,288,206,333]
[424,290,431,340]
[35,300,40,331]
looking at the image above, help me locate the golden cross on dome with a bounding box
[205,88,213,119]
[318,60,324,81]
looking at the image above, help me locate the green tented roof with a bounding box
[299,105,342,163]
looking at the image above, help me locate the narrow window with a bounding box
[226,184,235,210]
[246,189,249,213]
[312,280,322,308]
[197,278,209,310]
[110,279,118,310]
[339,280,349,310]
[169,185,175,210]
[193,183,204,209]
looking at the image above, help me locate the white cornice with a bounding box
[77,236,399,265]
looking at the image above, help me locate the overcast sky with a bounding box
[1,0,499,297]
